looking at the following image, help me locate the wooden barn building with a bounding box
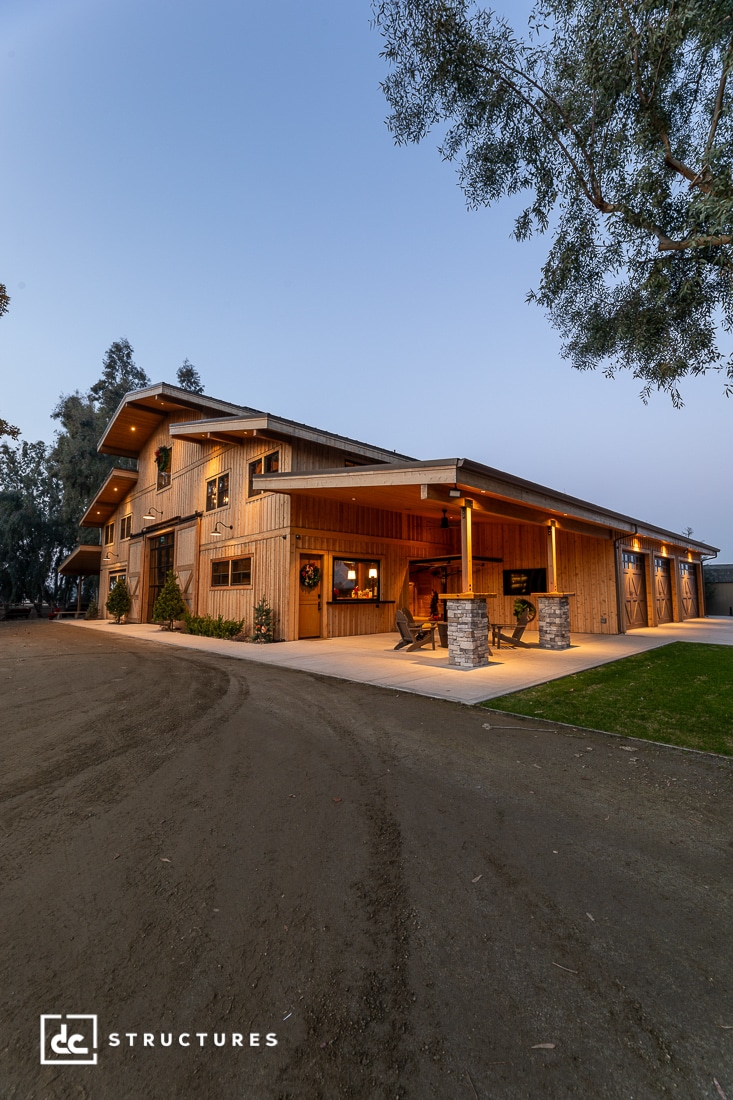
[61,383,717,641]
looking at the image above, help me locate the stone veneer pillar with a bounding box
[443,595,491,670]
[537,593,574,650]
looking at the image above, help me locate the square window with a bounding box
[332,558,380,601]
[249,450,279,496]
[248,457,263,496]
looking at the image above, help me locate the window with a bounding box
[155,445,172,490]
[104,522,114,545]
[332,558,381,601]
[211,557,252,587]
[249,450,279,496]
[120,515,132,540]
[206,473,230,511]
[109,572,126,590]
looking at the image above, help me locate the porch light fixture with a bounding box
[143,506,163,521]
[449,484,461,498]
[212,522,234,537]
[440,509,449,529]
[103,552,119,562]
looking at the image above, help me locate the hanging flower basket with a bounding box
[300,562,321,589]
[154,446,172,472]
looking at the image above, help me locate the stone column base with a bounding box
[537,594,573,650]
[445,596,490,669]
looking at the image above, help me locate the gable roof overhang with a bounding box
[80,467,139,527]
[97,383,254,458]
[58,544,103,576]
[257,457,719,555]
[168,414,413,465]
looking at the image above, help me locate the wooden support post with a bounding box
[461,501,473,593]
[548,521,557,592]
[76,576,84,614]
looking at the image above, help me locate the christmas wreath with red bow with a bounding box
[299,561,321,589]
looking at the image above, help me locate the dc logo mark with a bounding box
[40,1014,98,1065]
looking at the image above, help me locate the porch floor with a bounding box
[56,616,733,705]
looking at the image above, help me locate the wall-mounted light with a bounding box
[103,551,119,562]
[143,506,163,521]
[212,522,234,537]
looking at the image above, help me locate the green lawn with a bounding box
[483,642,733,756]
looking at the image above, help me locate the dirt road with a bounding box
[1,622,731,1099]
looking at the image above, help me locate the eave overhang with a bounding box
[59,544,102,576]
[80,467,139,527]
[97,383,254,458]
[169,414,413,465]
[256,457,719,555]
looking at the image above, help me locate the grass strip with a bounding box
[482,642,733,756]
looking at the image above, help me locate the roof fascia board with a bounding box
[80,467,139,527]
[170,415,413,464]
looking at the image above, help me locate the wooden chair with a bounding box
[491,604,536,649]
[394,609,436,651]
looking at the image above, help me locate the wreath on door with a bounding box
[300,562,321,589]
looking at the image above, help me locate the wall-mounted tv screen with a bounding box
[503,568,547,596]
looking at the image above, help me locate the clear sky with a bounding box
[1,0,730,558]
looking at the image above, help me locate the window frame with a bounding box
[104,522,115,545]
[210,555,253,589]
[248,449,280,497]
[331,557,382,602]
[120,514,132,541]
[205,471,231,512]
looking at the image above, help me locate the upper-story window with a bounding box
[206,473,230,511]
[104,522,115,545]
[248,450,279,497]
[155,445,172,490]
[120,515,132,540]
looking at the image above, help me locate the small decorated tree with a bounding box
[152,570,188,630]
[251,595,275,643]
[106,579,132,624]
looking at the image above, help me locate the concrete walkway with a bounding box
[57,616,733,705]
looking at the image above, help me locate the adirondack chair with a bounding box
[394,609,436,651]
[491,602,536,649]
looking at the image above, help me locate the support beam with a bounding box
[461,501,473,592]
[548,521,557,592]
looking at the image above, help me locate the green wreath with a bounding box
[300,562,321,589]
[155,445,172,472]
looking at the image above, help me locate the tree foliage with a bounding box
[50,338,150,548]
[176,358,204,393]
[106,577,132,624]
[152,570,188,629]
[0,440,66,604]
[374,0,733,403]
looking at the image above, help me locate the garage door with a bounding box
[654,557,673,624]
[679,562,699,619]
[622,551,648,628]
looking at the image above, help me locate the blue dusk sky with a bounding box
[1,0,730,559]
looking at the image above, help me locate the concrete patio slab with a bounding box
[55,616,733,705]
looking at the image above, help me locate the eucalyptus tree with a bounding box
[374,0,733,403]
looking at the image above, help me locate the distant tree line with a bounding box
[0,338,204,609]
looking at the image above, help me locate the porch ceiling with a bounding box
[80,467,139,527]
[59,544,102,576]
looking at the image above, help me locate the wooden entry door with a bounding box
[654,557,673,624]
[298,555,323,638]
[622,551,648,629]
[679,562,699,619]
[146,531,175,622]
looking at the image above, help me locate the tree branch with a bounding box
[705,31,733,157]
